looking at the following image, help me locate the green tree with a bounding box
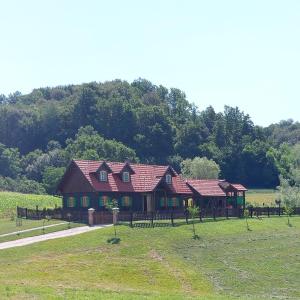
[181,157,220,179]
[42,167,65,194]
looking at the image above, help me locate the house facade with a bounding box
[57,160,247,212]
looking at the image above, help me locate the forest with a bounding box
[0,78,300,194]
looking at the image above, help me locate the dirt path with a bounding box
[0,224,112,250]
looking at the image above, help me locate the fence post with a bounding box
[130,211,133,227]
[88,208,95,226]
[267,207,270,217]
[213,207,216,220]
[278,204,281,216]
[36,205,39,219]
[151,212,154,227]
[185,210,189,224]
[171,211,174,227]
[226,208,229,219]
[199,210,202,222]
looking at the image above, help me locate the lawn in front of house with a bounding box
[0,216,299,299]
[0,218,64,235]
[0,218,86,243]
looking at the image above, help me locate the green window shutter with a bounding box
[167,198,173,207]
[160,198,166,208]
[237,196,244,205]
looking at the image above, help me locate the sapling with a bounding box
[105,199,119,238]
[42,215,51,234]
[284,206,294,226]
[187,205,200,239]
[244,209,250,231]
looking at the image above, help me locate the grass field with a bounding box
[0,218,64,235]
[0,191,61,218]
[0,218,85,243]
[246,189,277,206]
[0,216,299,299]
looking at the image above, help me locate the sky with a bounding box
[0,0,299,126]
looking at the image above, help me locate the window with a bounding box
[99,171,107,182]
[121,196,132,207]
[99,195,111,207]
[166,174,172,184]
[122,171,130,182]
[80,196,90,207]
[67,196,76,208]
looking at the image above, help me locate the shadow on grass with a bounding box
[107,237,121,244]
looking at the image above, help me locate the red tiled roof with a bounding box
[230,184,247,191]
[73,160,192,194]
[187,179,227,197]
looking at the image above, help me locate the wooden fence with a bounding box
[17,206,300,226]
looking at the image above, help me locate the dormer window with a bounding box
[166,174,172,184]
[99,171,107,182]
[122,171,130,182]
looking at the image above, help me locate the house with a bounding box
[57,160,247,212]
[187,179,247,209]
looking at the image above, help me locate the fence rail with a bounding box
[17,206,300,226]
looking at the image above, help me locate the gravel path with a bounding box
[0,224,112,250]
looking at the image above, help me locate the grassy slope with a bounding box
[0,219,85,243]
[0,191,61,218]
[0,217,299,300]
[0,218,64,235]
[246,189,277,206]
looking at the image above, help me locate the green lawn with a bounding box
[0,216,299,299]
[0,220,85,243]
[0,218,65,235]
[0,191,61,218]
[246,189,277,206]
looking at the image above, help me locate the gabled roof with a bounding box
[96,161,113,173]
[70,160,192,194]
[186,179,227,197]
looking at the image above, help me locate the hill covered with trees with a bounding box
[0,78,300,194]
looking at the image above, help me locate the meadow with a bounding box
[0,191,61,218]
[245,189,277,206]
[0,216,299,299]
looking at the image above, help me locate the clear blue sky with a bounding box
[0,0,299,126]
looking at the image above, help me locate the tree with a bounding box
[42,167,65,194]
[65,126,138,162]
[0,143,21,178]
[181,157,220,179]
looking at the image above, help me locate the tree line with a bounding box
[0,78,300,194]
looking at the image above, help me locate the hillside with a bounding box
[1,79,300,193]
[0,217,299,299]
